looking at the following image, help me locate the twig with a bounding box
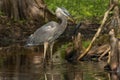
[77,4,114,60]
[98,47,110,61]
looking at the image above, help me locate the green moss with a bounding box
[82,40,91,48]
[58,42,73,59]
[0,57,5,67]
[0,11,5,16]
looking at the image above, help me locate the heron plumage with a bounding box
[26,7,74,65]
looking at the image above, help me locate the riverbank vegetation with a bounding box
[45,0,109,23]
[0,0,120,72]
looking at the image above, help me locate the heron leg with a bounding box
[44,42,49,65]
[44,73,47,80]
[50,41,55,63]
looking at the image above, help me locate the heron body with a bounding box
[26,7,73,64]
[28,21,67,45]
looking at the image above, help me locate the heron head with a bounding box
[56,7,75,23]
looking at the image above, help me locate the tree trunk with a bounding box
[0,0,55,23]
[0,0,56,46]
[103,0,120,72]
[109,29,118,71]
[110,0,120,32]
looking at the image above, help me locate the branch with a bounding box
[77,4,114,60]
[98,47,110,61]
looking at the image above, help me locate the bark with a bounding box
[0,0,55,22]
[109,29,118,71]
[113,4,120,33]
[107,29,120,73]
[106,0,120,72]
[73,32,83,54]
[110,0,120,32]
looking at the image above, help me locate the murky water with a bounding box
[0,45,119,80]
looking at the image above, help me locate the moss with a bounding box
[82,40,91,48]
[57,42,73,59]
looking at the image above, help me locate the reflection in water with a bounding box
[108,72,120,80]
[44,65,83,80]
[0,45,113,80]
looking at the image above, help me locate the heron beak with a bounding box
[67,16,75,23]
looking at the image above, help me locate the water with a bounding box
[0,45,119,80]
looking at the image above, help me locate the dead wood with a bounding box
[98,47,110,61]
[113,4,120,33]
[73,32,83,53]
[108,29,119,71]
[103,0,120,72]
[77,4,114,60]
[88,44,109,56]
[65,32,83,61]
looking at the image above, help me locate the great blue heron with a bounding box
[26,7,74,63]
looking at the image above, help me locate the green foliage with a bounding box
[58,42,73,59]
[17,19,27,24]
[82,40,91,48]
[0,11,4,16]
[45,0,109,23]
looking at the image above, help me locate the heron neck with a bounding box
[60,16,67,28]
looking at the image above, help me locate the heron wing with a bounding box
[32,21,59,44]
